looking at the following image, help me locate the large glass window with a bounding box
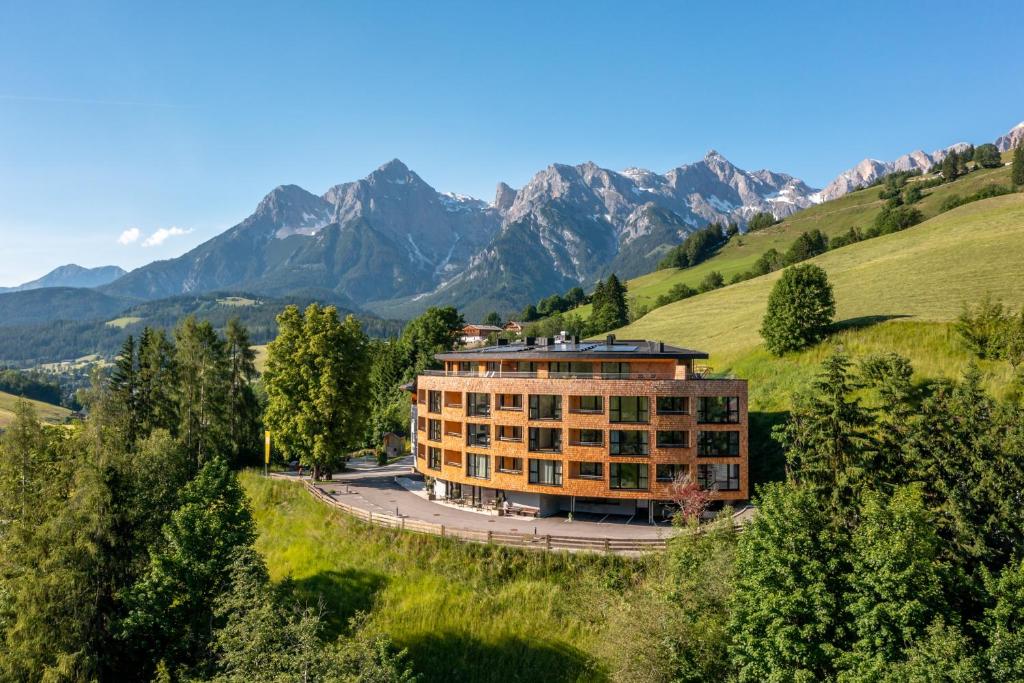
[467,423,491,448]
[427,447,441,471]
[528,458,562,486]
[697,431,740,457]
[610,463,649,490]
[656,463,689,482]
[428,390,442,414]
[610,396,649,423]
[529,394,562,420]
[577,462,603,479]
[467,392,491,417]
[496,456,522,473]
[428,419,441,442]
[466,453,489,479]
[571,395,603,413]
[657,396,690,414]
[657,430,689,448]
[697,464,740,491]
[528,427,562,453]
[697,396,740,423]
[610,430,649,455]
[601,362,631,376]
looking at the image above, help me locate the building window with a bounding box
[656,463,689,482]
[610,430,649,455]
[497,425,522,442]
[657,396,690,414]
[467,392,491,417]
[577,462,603,479]
[601,362,631,376]
[496,456,522,473]
[428,390,442,414]
[697,464,740,491]
[550,361,593,377]
[609,463,648,490]
[466,453,490,479]
[697,431,740,457]
[574,429,603,446]
[428,419,441,442]
[529,394,562,420]
[657,430,689,448]
[610,396,649,423]
[528,458,562,486]
[528,427,562,453]
[467,423,490,448]
[427,447,441,471]
[497,394,522,410]
[573,395,603,413]
[697,396,740,423]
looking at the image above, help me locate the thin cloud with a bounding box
[142,226,192,247]
[118,227,141,245]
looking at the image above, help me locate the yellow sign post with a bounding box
[264,431,271,476]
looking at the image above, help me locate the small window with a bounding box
[697,396,740,423]
[428,419,442,442]
[610,430,648,455]
[577,462,603,479]
[428,390,442,414]
[466,453,490,479]
[609,463,648,490]
[528,458,562,486]
[697,431,740,457]
[609,396,649,423]
[467,423,491,448]
[427,447,441,471]
[657,396,690,414]
[657,430,689,448]
[656,463,688,482]
[529,394,562,420]
[467,392,491,417]
[697,464,740,491]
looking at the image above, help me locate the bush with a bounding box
[760,264,835,355]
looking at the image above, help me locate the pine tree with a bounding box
[1013,144,1024,186]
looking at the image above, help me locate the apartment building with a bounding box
[410,335,748,520]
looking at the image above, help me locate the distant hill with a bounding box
[0,264,126,293]
[616,192,1024,409]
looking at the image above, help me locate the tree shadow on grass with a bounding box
[749,411,789,490]
[285,569,388,639]
[402,631,605,683]
[831,314,912,332]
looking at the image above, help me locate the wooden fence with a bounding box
[298,478,671,555]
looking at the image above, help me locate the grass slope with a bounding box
[617,193,1024,408]
[242,471,657,683]
[0,390,72,428]
[572,163,1014,316]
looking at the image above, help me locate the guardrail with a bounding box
[294,478,671,555]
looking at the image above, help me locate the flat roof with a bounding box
[436,337,708,362]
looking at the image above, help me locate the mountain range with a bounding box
[100,153,820,319]
[0,264,126,293]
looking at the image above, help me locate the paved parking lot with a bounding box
[283,456,677,540]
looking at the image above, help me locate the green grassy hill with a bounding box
[616,192,1024,409]
[571,159,1014,317]
[0,390,72,428]
[242,471,653,683]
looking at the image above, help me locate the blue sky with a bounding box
[1,1,1022,286]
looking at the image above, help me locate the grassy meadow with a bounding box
[241,471,665,683]
[0,389,72,428]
